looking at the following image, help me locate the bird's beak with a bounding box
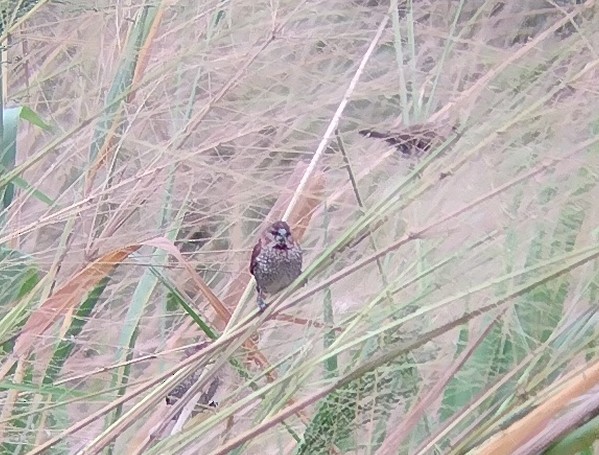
[276,228,288,245]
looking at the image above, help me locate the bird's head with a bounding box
[268,220,293,249]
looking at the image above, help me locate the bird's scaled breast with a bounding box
[254,248,303,294]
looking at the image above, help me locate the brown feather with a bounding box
[249,239,262,276]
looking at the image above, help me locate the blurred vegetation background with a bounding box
[0,0,598,454]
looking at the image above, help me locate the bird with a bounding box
[249,220,303,311]
[359,122,460,157]
[165,343,219,418]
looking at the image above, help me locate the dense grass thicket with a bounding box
[0,1,599,454]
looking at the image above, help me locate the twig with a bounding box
[282,13,390,221]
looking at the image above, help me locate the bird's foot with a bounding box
[257,297,268,312]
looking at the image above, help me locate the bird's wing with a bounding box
[249,239,262,276]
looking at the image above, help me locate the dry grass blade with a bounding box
[428,0,595,125]
[86,6,164,193]
[23,338,233,455]
[279,149,584,313]
[4,0,599,452]
[282,12,390,222]
[173,0,310,150]
[284,163,325,244]
[139,237,279,374]
[513,388,599,455]
[375,312,505,455]
[475,358,599,455]
[209,306,511,455]
[2,245,140,365]
[0,245,138,446]
[144,237,231,324]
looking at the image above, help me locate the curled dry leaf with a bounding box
[0,245,141,381]
[13,246,140,358]
[144,237,232,324]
